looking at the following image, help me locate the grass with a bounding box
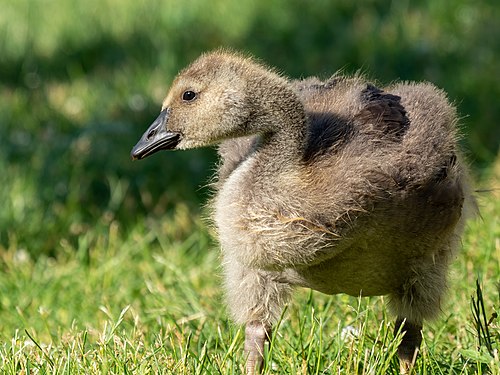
[0,168,498,374]
[0,0,499,373]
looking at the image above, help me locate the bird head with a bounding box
[131,51,267,160]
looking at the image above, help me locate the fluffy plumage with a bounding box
[131,50,472,374]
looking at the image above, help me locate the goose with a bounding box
[131,50,471,374]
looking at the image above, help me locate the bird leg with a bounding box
[394,318,422,374]
[244,321,270,375]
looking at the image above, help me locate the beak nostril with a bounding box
[147,129,156,139]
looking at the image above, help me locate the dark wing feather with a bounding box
[355,84,410,139]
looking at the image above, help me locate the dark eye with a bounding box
[182,90,197,101]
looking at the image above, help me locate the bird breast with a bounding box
[214,155,341,271]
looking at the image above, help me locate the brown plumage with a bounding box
[131,50,473,374]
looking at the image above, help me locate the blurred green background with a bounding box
[1,0,499,257]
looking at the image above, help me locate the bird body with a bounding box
[131,50,471,374]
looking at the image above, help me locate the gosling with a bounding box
[131,50,471,374]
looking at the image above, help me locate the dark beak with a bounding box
[131,109,181,160]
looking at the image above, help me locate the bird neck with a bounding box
[247,76,308,163]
